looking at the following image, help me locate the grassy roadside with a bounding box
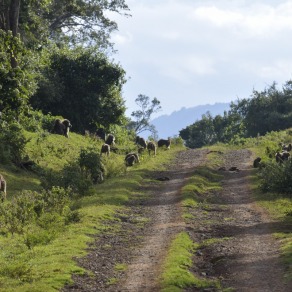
[0,131,184,292]
[160,130,292,290]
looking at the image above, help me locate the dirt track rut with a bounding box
[63,148,291,292]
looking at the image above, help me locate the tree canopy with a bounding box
[0,0,131,131]
[30,47,127,133]
[180,81,292,148]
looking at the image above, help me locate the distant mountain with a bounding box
[148,103,230,139]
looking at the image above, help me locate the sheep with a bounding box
[282,143,292,152]
[52,119,72,138]
[135,136,147,149]
[125,152,140,166]
[275,151,290,163]
[100,143,110,156]
[105,134,115,146]
[147,141,156,156]
[158,138,171,149]
[0,174,6,201]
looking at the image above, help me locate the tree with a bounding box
[45,0,130,49]
[130,94,161,134]
[0,30,37,114]
[179,112,216,148]
[1,0,130,50]
[30,47,127,133]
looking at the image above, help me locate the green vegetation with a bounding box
[0,126,185,291]
[160,232,219,291]
[1,1,292,289]
[161,129,292,291]
[180,81,292,148]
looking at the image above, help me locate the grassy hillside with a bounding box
[0,130,185,291]
[0,128,291,291]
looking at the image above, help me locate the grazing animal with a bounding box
[0,174,6,201]
[100,143,110,156]
[147,141,156,156]
[253,157,262,168]
[125,153,140,166]
[135,136,147,149]
[105,134,115,146]
[158,138,171,149]
[282,143,292,152]
[52,119,72,138]
[275,151,290,163]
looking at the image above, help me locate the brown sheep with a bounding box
[125,153,140,166]
[52,119,72,138]
[147,141,156,156]
[158,138,171,149]
[100,143,110,156]
[0,174,6,201]
[105,134,115,146]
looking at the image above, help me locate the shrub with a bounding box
[259,160,292,196]
[78,147,105,183]
[19,109,56,132]
[0,113,29,165]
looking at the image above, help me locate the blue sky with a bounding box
[108,0,292,118]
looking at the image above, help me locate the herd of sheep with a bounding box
[100,134,171,167]
[0,118,172,200]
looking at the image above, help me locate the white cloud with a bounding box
[108,1,292,116]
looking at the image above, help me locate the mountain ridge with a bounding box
[144,102,230,139]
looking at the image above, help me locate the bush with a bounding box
[259,160,292,196]
[19,109,57,132]
[78,147,105,183]
[0,112,29,165]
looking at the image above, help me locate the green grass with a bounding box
[0,131,185,291]
[181,167,222,213]
[160,232,219,291]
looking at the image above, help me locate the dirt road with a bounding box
[63,149,291,291]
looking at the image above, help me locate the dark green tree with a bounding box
[30,47,127,133]
[0,30,37,114]
[179,112,216,148]
[130,94,161,134]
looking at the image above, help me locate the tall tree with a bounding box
[130,94,161,134]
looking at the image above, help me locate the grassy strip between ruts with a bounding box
[160,154,223,291]
[160,232,219,292]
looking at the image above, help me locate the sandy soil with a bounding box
[63,149,291,292]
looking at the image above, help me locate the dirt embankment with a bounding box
[63,149,291,292]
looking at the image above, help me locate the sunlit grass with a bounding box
[160,232,219,291]
[0,130,185,291]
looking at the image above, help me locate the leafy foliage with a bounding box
[30,47,127,133]
[180,81,292,148]
[0,112,29,165]
[130,94,161,134]
[0,30,37,114]
[259,160,292,195]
